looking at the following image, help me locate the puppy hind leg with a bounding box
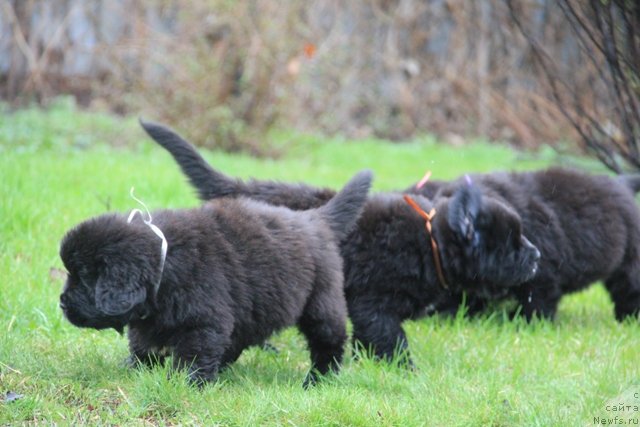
[297,285,348,388]
[298,317,347,388]
[605,225,640,321]
[605,269,640,321]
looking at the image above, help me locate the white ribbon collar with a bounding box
[127,188,168,295]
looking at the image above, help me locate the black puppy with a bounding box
[59,171,372,386]
[141,121,540,364]
[422,169,640,320]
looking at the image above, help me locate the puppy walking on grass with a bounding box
[59,170,373,387]
[424,169,640,321]
[140,121,541,367]
[147,118,640,323]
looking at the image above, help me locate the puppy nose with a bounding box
[522,236,541,260]
[59,294,68,309]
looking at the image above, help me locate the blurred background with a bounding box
[1,0,638,171]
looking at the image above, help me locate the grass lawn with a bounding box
[1,101,638,426]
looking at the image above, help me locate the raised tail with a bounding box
[618,174,640,194]
[139,119,243,200]
[318,170,373,241]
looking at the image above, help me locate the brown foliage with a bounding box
[95,0,307,155]
[508,0,640,173]
[3,0,636,162]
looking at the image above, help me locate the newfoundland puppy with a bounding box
[59,170,372,387]
[140,121,541,365]
[420,169,640,321]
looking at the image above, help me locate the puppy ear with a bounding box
[447,184,482,243]
[95,265,147,316]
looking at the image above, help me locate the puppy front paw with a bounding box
[124,354,143,369]
[125,352,165,369]
[185,366,219,388]
[302,370,320,389]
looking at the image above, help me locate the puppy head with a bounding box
[59,214,160,332]
[434,184,540,295]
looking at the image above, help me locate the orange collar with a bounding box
[403,194,449,289]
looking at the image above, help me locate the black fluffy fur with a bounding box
[421,169,640,320]
[59,171,372,387]
[140,120,337,209]
[141,121,541,364]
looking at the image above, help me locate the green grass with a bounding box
[1,101,638,426]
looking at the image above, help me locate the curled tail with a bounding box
[139,119,243,200]
[319,170,373,241]
[618,174,640,194]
